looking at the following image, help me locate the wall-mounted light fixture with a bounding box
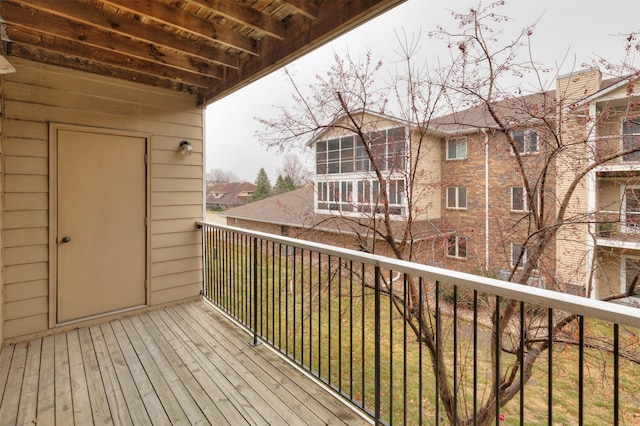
[179,140,193,156]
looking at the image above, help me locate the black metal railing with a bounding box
[198,222,640,425]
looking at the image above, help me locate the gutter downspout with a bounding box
[482,128,490,272]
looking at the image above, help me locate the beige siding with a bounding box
[556,68,602,103]
[2,58,204,341]
[411,132,441,220]
[555,111,589,288]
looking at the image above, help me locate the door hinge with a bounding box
[144,154,149,164]
[145,217,149,227]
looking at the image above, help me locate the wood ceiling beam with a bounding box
[1,1,223,78]
[200,0,405,105]
[187,0,285,40]
[6,0,240,69]
[277,0,317,20]
[103,0,259,55]
[5,25,218,88]
[8,42,201,94]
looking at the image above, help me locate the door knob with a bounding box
[60,236,71,243]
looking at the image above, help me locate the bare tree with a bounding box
[206,168,239,185]
[277,152,312,187]
[258,2,639,424]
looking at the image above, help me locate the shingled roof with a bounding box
[223,185,447,243]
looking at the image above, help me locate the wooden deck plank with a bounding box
[36,336,55,425]
[78,327,114,425]
[141,311,239,425]
[0,301,369,426]
[103,321,170,424]
[88,325,133,426]
[126,315,209,425]
[115,318,190,424]
[67,330,94,425]
[102,321,169,425]
[186,302,366,425]
[54,333,74,425]
[151,308,266,425]
[16,339,41,425]
[163,305,304,425]
[0,342,26,424]
[0,346,14,404]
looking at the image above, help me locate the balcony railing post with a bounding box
[374,265,381,424]
[251,236,260,347]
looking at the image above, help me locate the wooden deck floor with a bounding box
[0,301,368,425]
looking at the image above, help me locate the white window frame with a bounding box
[621,185,640,234]
[622,117,640,162]
[446,187,467,209]
[510,186,526,212]
[620,255,640,298]
[316,177,407,217]
[511,129,539,155]
[511,242,526,268]
[447,235,467,259]
[446,137,467,160]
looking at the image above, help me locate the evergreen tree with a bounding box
[249,168,271,202]
[274,175,286,193]
[283,175,296,191]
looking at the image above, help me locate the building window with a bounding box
[447,235,467,259]
[316,178,405,216]
[621,257,640,297]
[357,179,401,214]
[511,186,526,212]
[446,138,467,160]
[622,117,640,162]
[341,181,354,212]
[317,127,406,174]
[511,242,527,268]
[446,187,467,209]
[387,127,407,172]
[316,182,325,210]
[622,186,640,232]
[388,179,405,205]
[512,129,538,154]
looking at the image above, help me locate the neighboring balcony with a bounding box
[595,211,640,249]
[1,222,639,425]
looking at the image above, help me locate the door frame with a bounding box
[48,123,152,327]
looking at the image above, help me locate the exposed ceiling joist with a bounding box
[0,0,406,106]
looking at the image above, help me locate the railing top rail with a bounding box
[197,221,640,328]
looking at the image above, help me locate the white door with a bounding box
[56,129,147,323]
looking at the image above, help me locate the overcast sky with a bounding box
[205,0,640,183]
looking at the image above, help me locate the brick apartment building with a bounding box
[223,68,640,302]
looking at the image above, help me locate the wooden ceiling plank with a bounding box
[277,0,317,20]
[8,43,200,94]
[103,0,259,55]
[201,0,405,105]
[5,25,219,88]
[187,0,285,40]
[6,0,240,69]
[1,1,223,78]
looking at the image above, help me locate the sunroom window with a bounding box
[316,127,406,174]
[622,117,640,162]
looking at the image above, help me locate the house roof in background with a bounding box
[223,184,447,243]
[207,181,256,207]
[0,0,405,106]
